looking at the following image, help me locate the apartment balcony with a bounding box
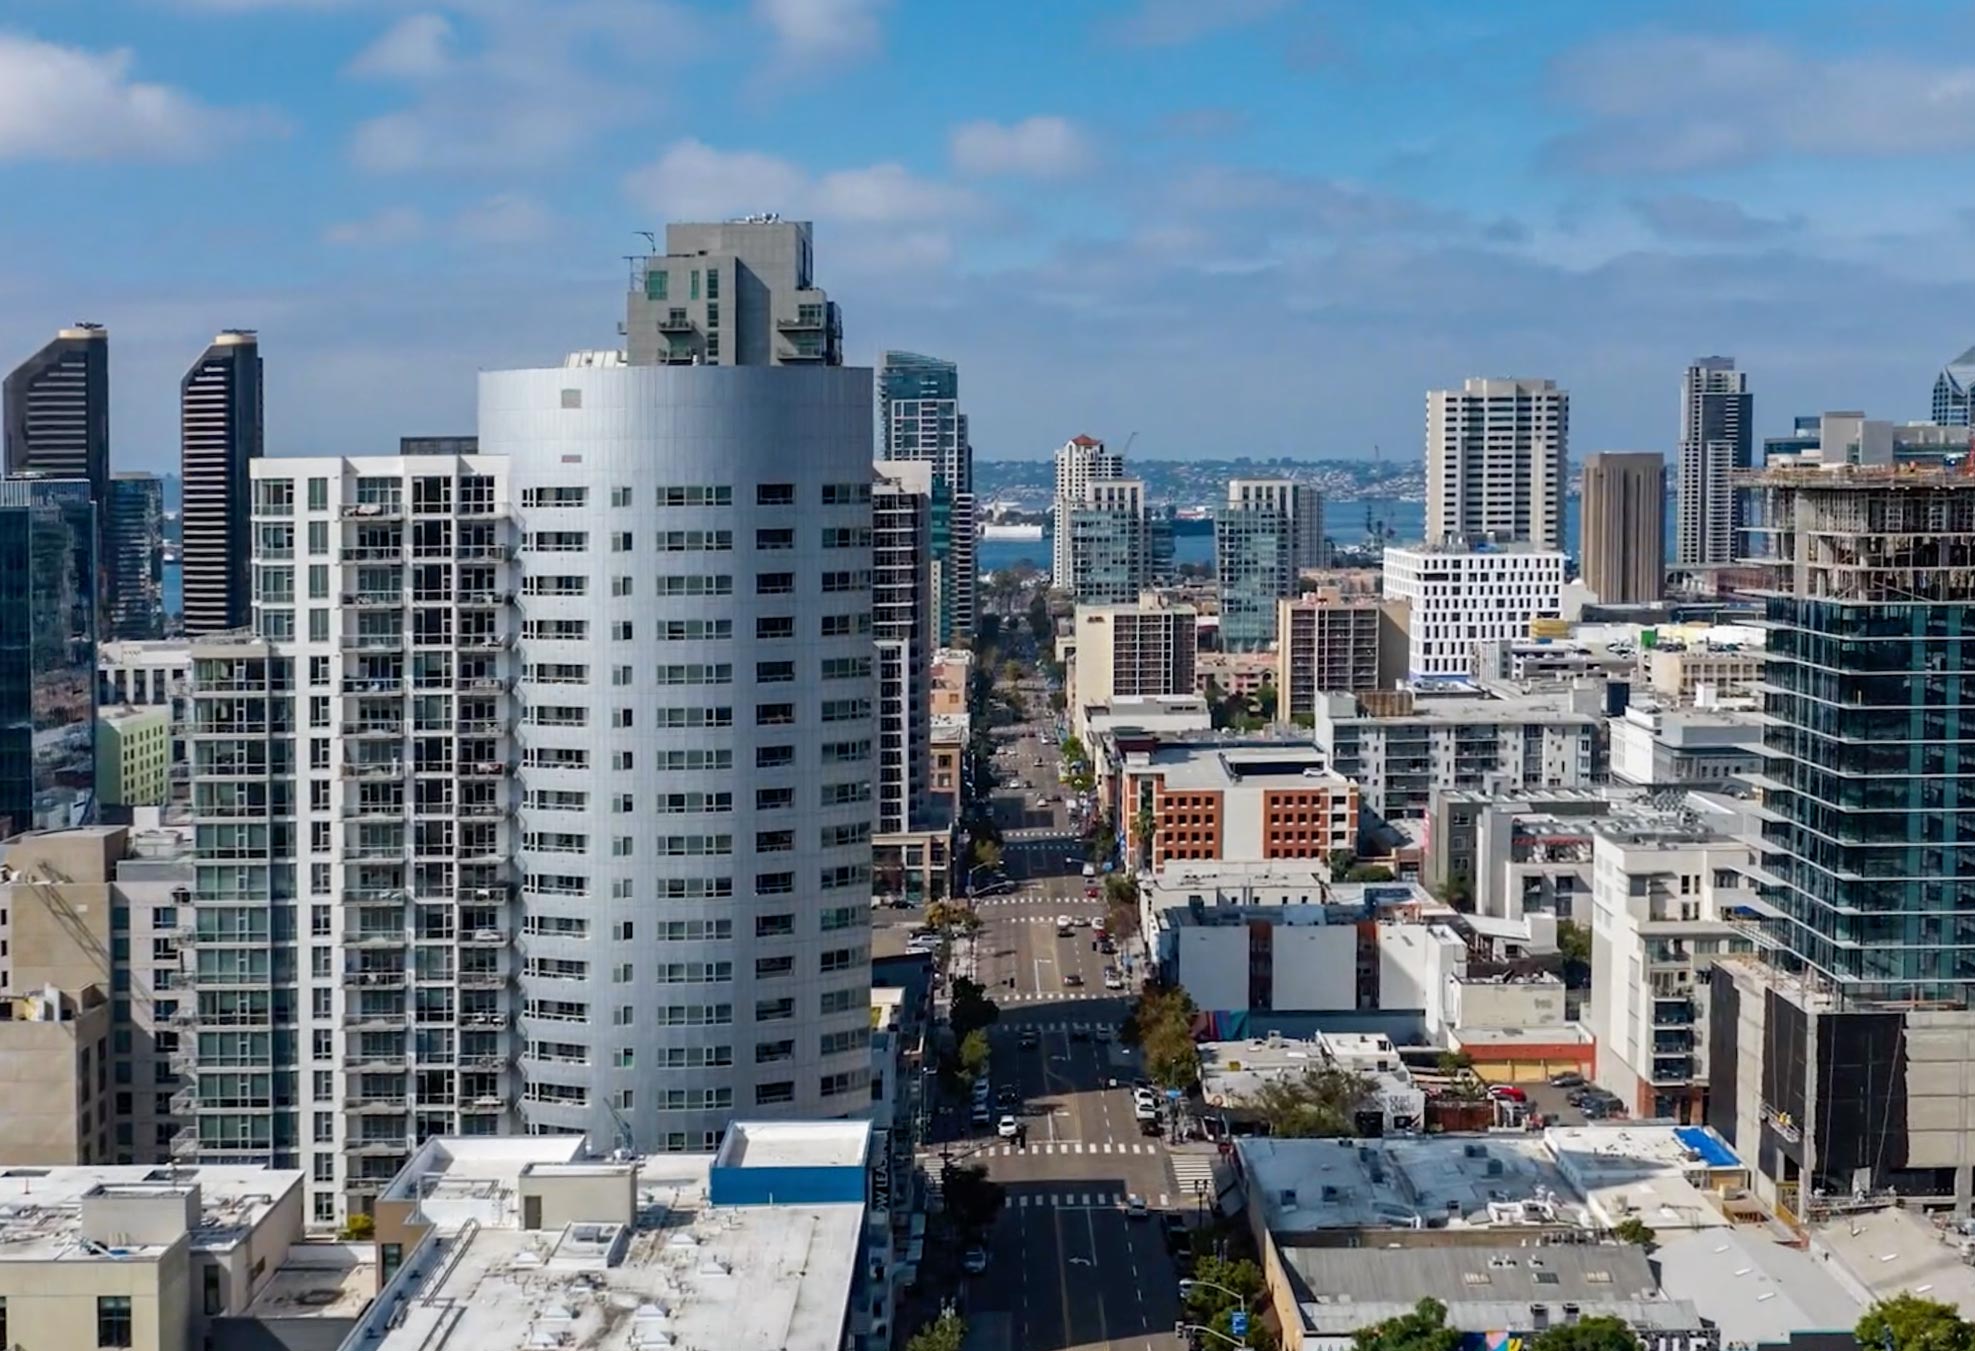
[776,312,827,331]
[346,887,411,908]
[344,843,408,865]
[657,347,699,366]
[170,1085,199,1116]
[455,925,509,948]
[459,760,511,779]
[657,314,696,333]
[341,760,406,781]
[459,674,510,694]
[342,592,403,608]
[170,1127,200,1160]
[344,1009,410,1030]
[342,633,406,652]
[341,502,404,521]
[457,590,511,607]
[191,969,274,990]
[341,675,406,696]
[458,633,512,652]
[459,1011,509,1029]
[1649,1056,1697,1084]
[347,720,407,740]
[455,717,503,737]
[455,500,505,520]
[778,344,828,363]
[455,541,511,561]
[1651,997,1695,1027]
[343,968,408,990]
[346,1096,410,1114]
[344,1050,407,1072]
[457,801,506,820]
[343,800,407,821]
[459,1052,507,1068]
[457,969,506,989]
[349,1137,414,1157]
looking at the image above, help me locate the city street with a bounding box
[933,660,1203,1351]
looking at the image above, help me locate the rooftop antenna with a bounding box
[636,231,657,251]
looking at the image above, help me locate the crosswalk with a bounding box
[997,1019,1112,1033]
[1169,1153,1220,1197]
[977,1141,1161,1157]
[999,991,1114,1003]
[976,894,1092,907]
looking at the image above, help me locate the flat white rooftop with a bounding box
[1810,1205,1975,1313]
[1238,1135,1592,1234]
[1544,1125,1742,1232]
[243,1242,377,1320]
[0,1163,302,1262]
[354,1175,861,1351]
[718,1119,870,1170]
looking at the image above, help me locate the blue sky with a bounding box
[8,0,1975,471]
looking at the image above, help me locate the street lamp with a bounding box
[1175,1322,1249,1351]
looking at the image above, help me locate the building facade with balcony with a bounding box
[181,451,517,1226]
[1586,805,1754,1124]
[624,218,842,368]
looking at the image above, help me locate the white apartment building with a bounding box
[100,640,193,774]
[185,451,518,1225]
[1051,434,1124,580]
[874,461,931,835]
[1381,544,1565,678]
[1312,688,1598,819]
[1425,377,1568,549]
[1586,805,1754,1124]
[483,363,876,1159]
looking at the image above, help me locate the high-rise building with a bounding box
[1579,452,1665,604]
[6,324,112,622]
[1214,480,1322,651]
[181,453,517,1223]
[1275,595,1406,718]
[625,217,841,367]
[1064,477,1149,605]
[878,351,974,640]
[1675,357,1752,568]
[180,330,262,636]
[483,361,876,1157]
[0,477,96,835]
[1425,378,1568,549]
[874,461,932,835]
[1932,344,1975,426]
[1707,463,1975,1205]
[1051,435,1124,581]
[106,471,166,639]
[1068,595,1197,734]
[4,323,108,494]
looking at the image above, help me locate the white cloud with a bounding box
[624,139,971,226]
[345,1,703,173]
[950,116,1093,179]
[1629,193,1801,242]
[752,0,888,66]
[455,192,553,244]
[1550,32,1975,173]
[0,31,263,162]
[1104,0,1293,47]
[347,13,453,78]
[324,206,427,246]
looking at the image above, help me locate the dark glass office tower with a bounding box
[1745,466,1975,1001]
[4,324,108,493]
[180,331,263,636]
[0,478,97,835]
[106,472,165,639]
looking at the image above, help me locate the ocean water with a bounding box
[975,495,1678,576]
[164,559,182,617]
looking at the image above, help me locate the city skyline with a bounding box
[8,3,1975,469]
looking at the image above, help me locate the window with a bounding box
[658,618,732,641]
[756,1082,795,1105]
[756,871,795,895]
[757,483,795,506]
[756,527,794,551]
[756,616,794,640]
[821,527,871,548]
[98,1295,134,1348]
[756,703,795,726]
[756,914,795,937]
[756,997,795,1022]
[756,660,795,684]
[656,485,732,507]
[757,787,794,811]
[756,955,795,978]
[611,486,633,508]
[756,830,794,853]
[658,574,732,597]
[522,487,589,508]
[756,745,794,769]
[822,483,872,505]
[756,572,795,595]
[656,529,732,552]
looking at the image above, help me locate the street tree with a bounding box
[1857,1295,1975,1351]
[1529,1315,1640,1351]
[957,1028,991,1082]
[1241,1067,1376,1138]
[942,1163,1005,1235]
[948,976,1001,1041]
[1104,874,1142,939]
[907,1312,967,1351]
[926,901,983,938]
[1351,1297,1462,1351]
[1611,1217,1656,1248]
[971,839,1003,874]
[1344,863,1396,883]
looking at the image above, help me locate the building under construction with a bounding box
[1706,464,1975,1212]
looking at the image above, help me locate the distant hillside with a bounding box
[976,456,1425,511]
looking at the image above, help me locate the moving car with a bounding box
[1056,915,1075,936]
[962,1247,989,1275]
[1019,1028,1039,1049]
[1126,1195,1150,1220]
[1093,1026,1113,1043]
[1069,1025,1091,1042]
[1063,972,1085,988]
[1488,1084,1528,1103]
[970,1103,991,1126]
[997,1085,1018,1106]
[1082,863,1098,878]
[997,1114,1019,1139]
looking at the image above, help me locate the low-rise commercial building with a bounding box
[97,640,192,781]
[1609,703,1763,786]
[356,1123,888,1351]
[929,646,971,716]
[1080,694,1212,742]
[1471,637,1633,684]
[1199,1033,1425,1134]
[0,1162,309,1351]
[930,712,968,823]
[1116,742,1358,869]
[1314,688,1598,819]
[1425,786,1643,901]
[1588,804,1755,1123]
[1645,631,1764,705]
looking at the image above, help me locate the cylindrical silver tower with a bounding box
[481,363,877,1151]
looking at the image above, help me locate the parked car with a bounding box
[1549,1071,1586,1088]
[1064,972,1085,988]
[962,1247,989,1275]
[1488,1085,1528,1103]
[997,1115,1019,1139]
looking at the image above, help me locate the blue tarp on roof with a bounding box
[1673,1125,1739,1168]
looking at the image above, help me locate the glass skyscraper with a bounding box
[0,478,97,835]
[878,351,974,641]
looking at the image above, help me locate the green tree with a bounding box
[1611,1216,1656,1248]
[340,1213,375,1241]
[907,1312,967,1351]
[1529,1316,1641,1351]
[942,1162,1005,1235]
[1328,849,1358,877]
[1557,919,1592,965]
[926,901,982,937]
[1436,872,1475,909]
[1104,873,1142,940]
[1061,733,1090,767]
[1344,863,1396,883]
[971,839,1004,874]
[1858,1296,1975,1351]
[1132,807,1157,869]
[1256,680,1279,722]
[1182,1255,1265,1323]
[949,976,1001,1041]
[1241,1067,1375,1138]
[1352,1297,1462,1351]
[957,1028,991,1082]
